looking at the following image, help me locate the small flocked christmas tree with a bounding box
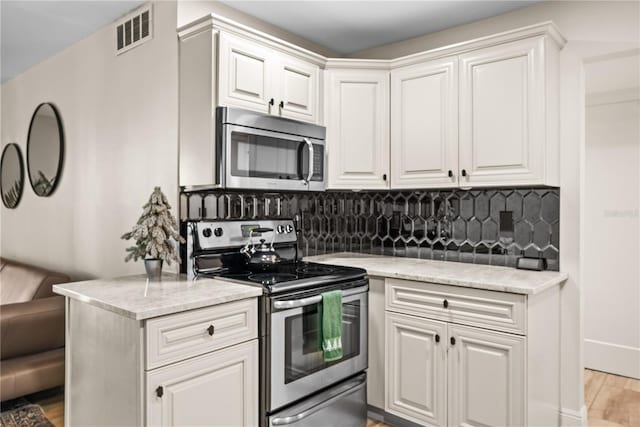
[121,187,185,265]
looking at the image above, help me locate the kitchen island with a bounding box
[53,274,262,427]
[307,252,568,427]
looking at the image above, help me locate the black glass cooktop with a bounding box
[204,261,367,294]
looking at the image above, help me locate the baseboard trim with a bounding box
[367,405,422,427]
[560,405,588,427]
[585,339,640,379]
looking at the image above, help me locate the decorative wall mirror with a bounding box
[1,143,25,209]
[27,103,64,197]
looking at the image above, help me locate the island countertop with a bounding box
[53,273,263,320]
[305,252,567,295]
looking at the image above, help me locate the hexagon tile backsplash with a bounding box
[182,188,560,271]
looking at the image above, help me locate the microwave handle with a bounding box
[303,138,314,184]
[273,284,368,310]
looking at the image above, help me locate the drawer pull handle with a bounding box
[443,299,448,309]
[156,386,163,398]
[435,334,440,343]
[448,170,453,178]
[450,337,456,346]
[207,325,215,336]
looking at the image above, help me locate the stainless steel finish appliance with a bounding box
[214,107,326,191]
[182,219,368,427]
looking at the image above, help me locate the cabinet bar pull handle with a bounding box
[279,100,284,109]
[450,337,456,346]
[269,98,275,106]
[448,170,453,178]
[461,169,467,177]
[382,174,387,181]
[156,386,163,398]
[443,299,448,309]
[207,325,215,336]
[435,334,440,343]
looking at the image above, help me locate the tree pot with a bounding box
[144,258,163,281]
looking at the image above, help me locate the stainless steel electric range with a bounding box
[182,219,369,427]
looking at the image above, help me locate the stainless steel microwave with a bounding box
[214,107,326,191]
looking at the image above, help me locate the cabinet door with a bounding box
[391,57,458,189]
[326,69,390,189]
[147,340,258,427]
[459,37,545,187]
[276,54,320,123]
[448,325,525,427]
[385,312,447,426]
[218,33,273,113]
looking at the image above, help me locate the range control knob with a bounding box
[202,228,212,238]
[285,224,294,233]
[277,225,285,234]
[214,227,223,237]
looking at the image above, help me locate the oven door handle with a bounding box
[273,284,368,310]
[270,374,366,426]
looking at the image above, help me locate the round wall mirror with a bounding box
[27,103,64,197]
[1,143,25,209]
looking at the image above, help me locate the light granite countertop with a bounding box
[53,274,262,320]
[305,253,567,295]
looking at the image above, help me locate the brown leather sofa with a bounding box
[0,258,69,401]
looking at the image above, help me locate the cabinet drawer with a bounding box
[145,299,257,370]
[386,279,526,334]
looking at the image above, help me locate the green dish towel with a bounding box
[320,290,343,362]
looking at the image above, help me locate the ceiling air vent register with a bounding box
[115,5,152,55]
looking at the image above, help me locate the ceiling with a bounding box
[1,1,540,84]
[1,1,143,83]
[219,0,539,55]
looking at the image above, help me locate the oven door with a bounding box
[269,284,368,411]
[224,124,325,191]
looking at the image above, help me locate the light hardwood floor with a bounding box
[31,369,640,427]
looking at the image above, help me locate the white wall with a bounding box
[0,1,179,280]
[346,2,640,424]
[584,52,640,379]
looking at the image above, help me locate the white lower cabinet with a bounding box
[448,325,525,427]
[146,340,258,427]
[385,312,447,426]
[384,279,560,426]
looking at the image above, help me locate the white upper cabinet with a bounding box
[218,33,273,113]
[391,57,459,189]
[325,67,390,189]
[218,32,320,124]
[458,36,560,187]
[277,54,319,122]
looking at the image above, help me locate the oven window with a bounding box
[230,131,304,180]
[284,300,361,384]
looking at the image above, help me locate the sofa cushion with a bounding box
[1,296,65,360]
[0,258,70,305]
[0,348,65,401]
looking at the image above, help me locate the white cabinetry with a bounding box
[390,57,458,189]
[386,312,447,426]
[447,325,525,427]
[218,32,320,123]
[325,65,390,189]
[147,340,258,427]
[64,297,259,427]
[384,278,561,426]
[458,37,560,187]
[178,19,325,187]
